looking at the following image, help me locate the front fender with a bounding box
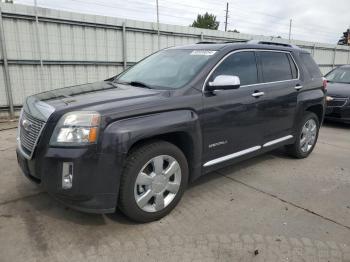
[100,110,203,180]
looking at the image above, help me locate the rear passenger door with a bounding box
[256,50,300,144]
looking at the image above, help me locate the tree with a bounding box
[191,12,219,30]
[228,29,240,33]
[338,28,350,45]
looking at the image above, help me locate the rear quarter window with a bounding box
[300,53,322,78]
[259,51,295,82]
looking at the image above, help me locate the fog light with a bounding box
[62,162,73,189]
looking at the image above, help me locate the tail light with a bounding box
[322,77,327,90]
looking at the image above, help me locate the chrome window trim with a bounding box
[327,97,349,108]
[203,145,261,167]
[263,135,293,147]
[202,49,300,92]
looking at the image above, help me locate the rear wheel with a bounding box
[119,141,188,222]
[286,112,320,158]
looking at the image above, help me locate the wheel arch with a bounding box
[101,110,203,182]
[127,131,201,183]
[295,89,325,131]
[305,104,324,124]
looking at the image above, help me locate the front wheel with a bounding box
[119,141,188,223]
[285,112,320,158]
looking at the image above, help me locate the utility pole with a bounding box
[34,0,43,68]
[34,0,45,93]
[288,19,292,42]
[224,2,229,32]
[156,0,160,50]
[0,6,14,118]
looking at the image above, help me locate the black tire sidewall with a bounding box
[119,141,189,223]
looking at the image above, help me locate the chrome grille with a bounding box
[19,111,45,158]
[327,97,349,108]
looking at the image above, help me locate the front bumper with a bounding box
[16,145,122,214]
[325,106,350,123]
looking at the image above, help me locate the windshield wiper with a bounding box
[129,81,152,89]
[107,81,119,88]
[327,80,350,84]
[112,79,153,89]
[113,80,129,85]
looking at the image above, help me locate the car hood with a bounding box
[326,82,350,97]
[23,81,164,121]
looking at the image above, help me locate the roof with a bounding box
[170,41,302,53]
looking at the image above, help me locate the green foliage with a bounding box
[191,12,219,30]
[228,29,240,33]
[338,28,350,45]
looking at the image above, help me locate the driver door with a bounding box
[200,50,267,168]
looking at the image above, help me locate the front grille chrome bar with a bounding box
[18,110,46,159]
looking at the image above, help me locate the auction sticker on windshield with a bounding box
[190,50,217,56]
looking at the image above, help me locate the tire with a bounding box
[285,112,320,159]
[119,140,189,223]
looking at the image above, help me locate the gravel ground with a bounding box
[0,122,349,262]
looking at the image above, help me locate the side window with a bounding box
[300,53,322,78]
[259,52,294,82]
[210,51,258,86]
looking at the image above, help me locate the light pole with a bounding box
[288,19,292,42]
[224,2,228,32]
[156,0,160,50]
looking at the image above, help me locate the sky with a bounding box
[14,0,350,44]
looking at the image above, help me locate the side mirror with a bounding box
[207,75,240,91]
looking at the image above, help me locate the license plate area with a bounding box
[17,152,29,174]
[17,151,41,183]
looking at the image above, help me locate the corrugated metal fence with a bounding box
[1,3,350,117]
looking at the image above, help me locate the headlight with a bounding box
[50,111,101,146]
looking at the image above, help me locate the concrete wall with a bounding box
[1,3,350,116]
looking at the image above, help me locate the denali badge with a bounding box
[22,119,32,132]
[209,140,228,148]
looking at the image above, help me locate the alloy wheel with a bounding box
[134,155,181,212]
[300,119,317,153]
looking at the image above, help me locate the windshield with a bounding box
[326,67,350,84]
[115,49,216,89]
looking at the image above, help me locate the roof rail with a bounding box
[247,40,300,49]
[196,40,245,44]
[196,41,218,44]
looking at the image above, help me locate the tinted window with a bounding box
[300,53,322,78]
[211,51,258,86]
[260,52,293,82]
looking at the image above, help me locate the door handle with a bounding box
[252,91,265,98]
[295,85,303,90]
